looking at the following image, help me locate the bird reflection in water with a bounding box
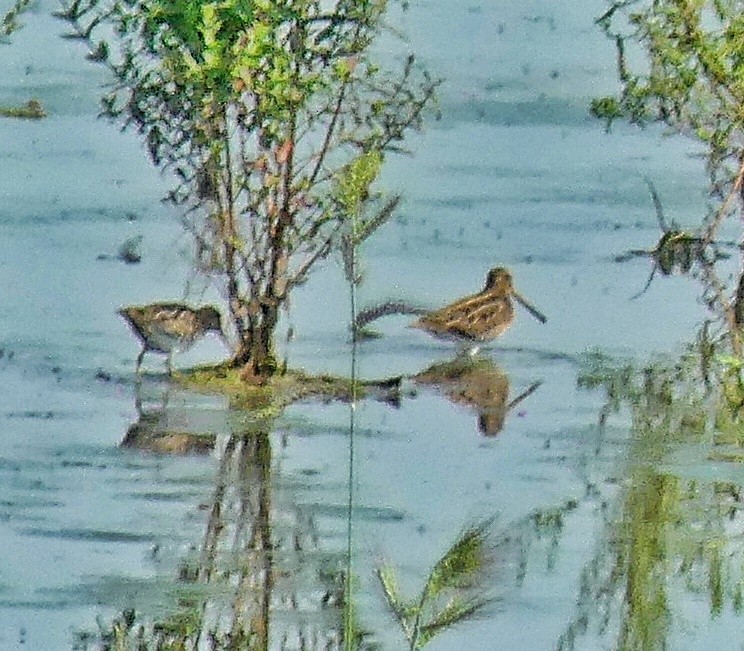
[414,356,541,436]
[120,377,216,454]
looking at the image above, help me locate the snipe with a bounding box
[412,267,547,354]
[119,303,225,375]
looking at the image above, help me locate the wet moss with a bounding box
[175,363,399,410]
[0,99,46,119]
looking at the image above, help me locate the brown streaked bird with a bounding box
[119,303,225,375]
[412,267,547,354]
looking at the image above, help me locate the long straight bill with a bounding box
[513,291,548,324]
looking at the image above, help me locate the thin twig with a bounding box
[699,258,741,356]
[702,158,744,247]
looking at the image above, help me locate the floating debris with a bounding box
[96,235,143,263]
[0,99,46,119]
[117,234,143,263]
[614,177,732,298]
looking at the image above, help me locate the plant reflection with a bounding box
[560,334,744,650]
[413,356,541,436]
[79,413,366,649]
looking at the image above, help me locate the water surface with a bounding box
[0,1,735,649]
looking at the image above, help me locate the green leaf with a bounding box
[334,149,384,217]
[590,96,622,122]
[425,519,493,596]
[377,565,406,617]
[376,565,416,637]
[417,595,493,648]
[67,0,438,372]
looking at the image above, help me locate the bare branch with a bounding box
[702,156,744,247]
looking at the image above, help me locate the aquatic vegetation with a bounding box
[594,1,744,355]
[377,519,495,650]
[1,0,32,39]
[177,363,400,413]
[71,604,253,650]
[0,98,46,119]
[566,338,744,650]
[593,1,744,192]
[73,418,382,650]
[10,1,744,648]
[70,501,580,650]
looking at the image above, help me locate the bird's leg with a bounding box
[135,348,146,375]
[166,353,173,376]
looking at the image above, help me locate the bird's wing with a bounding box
[150,307,199,338]
[421,293,511,338]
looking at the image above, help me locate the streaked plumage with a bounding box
[412,268,547,353]
[119,303,224,375]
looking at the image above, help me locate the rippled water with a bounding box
[0,1,735,649]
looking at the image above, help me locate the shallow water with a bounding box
[0,1,739,650]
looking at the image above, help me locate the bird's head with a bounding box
[484,267,513,293]
[486,267,548,324]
